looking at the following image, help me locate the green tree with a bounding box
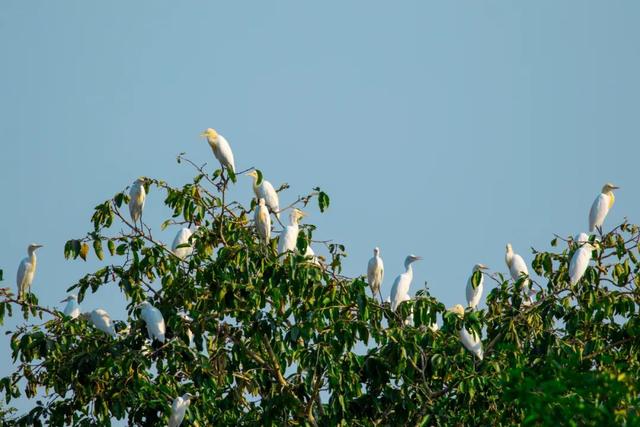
[0,156,639,426]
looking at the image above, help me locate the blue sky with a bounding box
[1,0,640,418]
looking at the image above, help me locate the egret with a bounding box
[390,255,422,312]
[61,294,80,319]
[86,309,117,338]
[589,183,619,233]
[177,312,194,344]
[254,198,271,243]
[129,178,146,227]
[16,243,43,300]
[277,209,306,255]
[505,243,534,303]
[466,264,488,309]
[569,240,598,285]
[137,301,166,343]
[168,393,195,427]
[459,328,484,361]
[367,247,384,302]
[172,228,194,259]
[201,128,236,174]
[449,304,483,360]
[246,170,280,219]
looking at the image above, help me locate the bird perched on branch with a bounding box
[278,209,306,255]
[171,228,194,259]
[466,263,488,309]
[16,243,43,301]
[254,198,271,243]
[390,255,422,312]
[505,243,534,304]
[61,294,80,319]
[589,183,619,233]
[367,247,384,302]
[449,304,483,360]
[246,170,280,219]
[201,128,236,176]
[129,178,146,227]
[137,301,166,343]
[169,393,195,427]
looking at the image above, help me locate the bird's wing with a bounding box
[278,226,297,254]
[258,207,270,227]
[367,258,376,283]
[569,247,591,284]
[172,229,191,251]
[465,277,474,306]
[390,274,410,311]
[168,397,183,427]
[16,258,29,293]
[511,254,529,277]
[143,307,166,335]
[217,135,236,172]
[261,180,280,213]
[589,194,609,232]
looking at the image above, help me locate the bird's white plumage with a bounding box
[172,228,194,259]
[465,264,486,309]
[575,232,590,245]
[367,248,384,301]
[589,193,610,233]
[248,171,280,219]
[129,179,146,224]
[203,129,235,173]
[62,295,80,319]
[459,328,484,360]
[569,243,595,285]
[254,198,271,243]
[90,309,117,338]
[168,394,193,427]
[278,209,305,255]
[138,301,166,343]
[506,244,534,303]
[390,255,421,312]
[16,244,42,300]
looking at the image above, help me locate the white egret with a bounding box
[277,209,306,255]
[168,393,195,427]
[589,183,619,233]
[171,228,194,259]
[16,243,43,300]
[449,304,483,360]
[254,198,271,243]
[61,294,80,319]
[569,240,598,285]
[465,264,488,309]
[201,128,236,174]
[390,255,422,312]
[246,170,280,219]
[129,178,146,227]
[505,243,534,303]
[87,309,117,338]
[137,301,166,343]
[367,247,384,302]
[177,312,194,344]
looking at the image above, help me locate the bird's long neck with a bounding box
[404,262,414,278]
[251,176,260,193]
[505,251,513,267]
[28,250,37,270]
[207,136,218,148]
[605,191,615,208]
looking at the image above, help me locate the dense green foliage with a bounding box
[1,157,639,426]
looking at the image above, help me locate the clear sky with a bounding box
[1,0,639,418]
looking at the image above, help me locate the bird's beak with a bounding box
[413,256,423,261]
[612,185,620,190]
[60,297,68,303]
[299,211,307,218]
[35,244,44,249]
[479,265,488,270]
[200,132,208,137]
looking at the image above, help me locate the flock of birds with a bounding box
[10,128,620,425]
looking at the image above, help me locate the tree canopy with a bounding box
[1,155,639,426]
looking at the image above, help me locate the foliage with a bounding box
[1,157,639,426]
